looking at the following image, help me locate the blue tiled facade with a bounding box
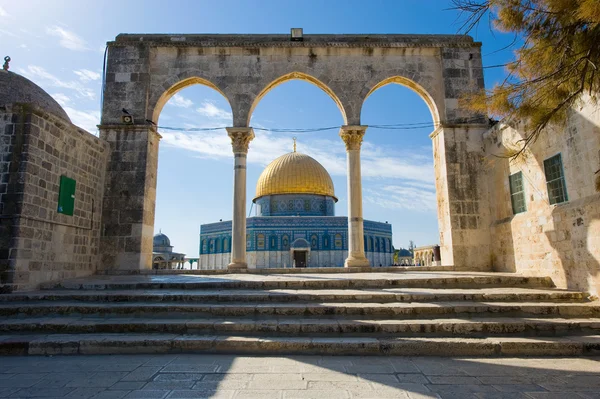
[199,193,394,268]
[255,194,336,217]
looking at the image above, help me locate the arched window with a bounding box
[282,235,290,250]
[310,234,318,250]
[366,236,372,252]
[222,237,229,252]
[323,234,330,250]
[269,235,278,250]
[335,234,343,249]
[375,237,380,252]
[246,234,251,250]
[201,239,207,255]
[209,239,214,254]
[216,238,221,253]
[257,233,265,250]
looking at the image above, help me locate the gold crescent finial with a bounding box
[293,137,297,152]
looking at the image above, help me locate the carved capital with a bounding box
[227,127,255,154]
[339,125,367,151]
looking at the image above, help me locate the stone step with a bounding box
[39,273,554,291]
[1,333,598,356]
[2,316,600,336]
[0,287,587,303]
[2,300,598,318]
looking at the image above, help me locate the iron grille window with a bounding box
[508,172,526,214]
[543,154,568,205]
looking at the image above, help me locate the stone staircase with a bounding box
[0,270,599,356]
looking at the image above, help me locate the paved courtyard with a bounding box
[0,355,599,398]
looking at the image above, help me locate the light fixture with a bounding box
[290,28,303,41]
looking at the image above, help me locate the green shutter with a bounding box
[57,175,76,216]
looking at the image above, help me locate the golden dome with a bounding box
[254,151,337,201]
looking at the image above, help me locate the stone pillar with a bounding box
[227,127,255,270]
[431,124,492,271]
[99,125,160,271]
[339,125,370,268]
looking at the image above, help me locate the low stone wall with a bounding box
[484,99,600,296]
[0,105,108,291]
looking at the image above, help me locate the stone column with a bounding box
[99,125,160,271]
[227,127,255,270]
[339,125,370,268]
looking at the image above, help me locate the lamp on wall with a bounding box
[290,28,303,41]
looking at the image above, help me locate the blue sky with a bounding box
[1,0,515,257]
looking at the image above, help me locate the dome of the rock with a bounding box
[254,151,336,201]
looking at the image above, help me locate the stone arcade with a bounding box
[0,32,598,299]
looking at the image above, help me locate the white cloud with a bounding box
[46,26,88,51]
[19,65,96,99]
[159,127,434,182]
[0,28,17,38]
[64,107,100,135]
[196,101,232,121]
[51,93,71,107]
[167,94,194,109]
[74,69,100,82]
[0,6,10,17]
[365,184,437,212]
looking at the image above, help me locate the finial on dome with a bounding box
[2,56,10,71]
[293,137,297,152]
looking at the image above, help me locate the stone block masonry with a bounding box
[0,104,108,291]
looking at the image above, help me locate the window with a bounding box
[257,233,265,250]
[282,235,290,250]
[544,154,568,204]
[311,234,318,249]
[323,234,330,249]
[509,172,527,214]
[270,235,277,250]
[222,237,229,252]
[335,234,342,249]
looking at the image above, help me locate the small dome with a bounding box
[153,233,171,247]
[254,152,336,201]
[0,70,71,122]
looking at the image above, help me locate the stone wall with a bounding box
[484,98,600,296]
[0,105,108,290]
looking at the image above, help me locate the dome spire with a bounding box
[293,137,297,153]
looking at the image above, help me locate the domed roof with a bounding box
[153,232,171,247]
[254,151,336,201]
[0,70,71,122]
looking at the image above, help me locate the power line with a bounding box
[155,117,487,134]
[157,121,443,134]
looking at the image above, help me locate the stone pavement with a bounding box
[1,355,600,398]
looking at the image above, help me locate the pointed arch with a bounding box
[152,76,232,124]
[248,72,347,126]
[363,76,441,125]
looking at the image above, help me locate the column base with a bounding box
[227,262,248,271]
[344,256,371,268]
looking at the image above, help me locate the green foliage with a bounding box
[454,0,600,154]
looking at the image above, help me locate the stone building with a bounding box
[0,69,108,291]
[413,245,441,266]
[152,231,185,269]
[199,148,393,269]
